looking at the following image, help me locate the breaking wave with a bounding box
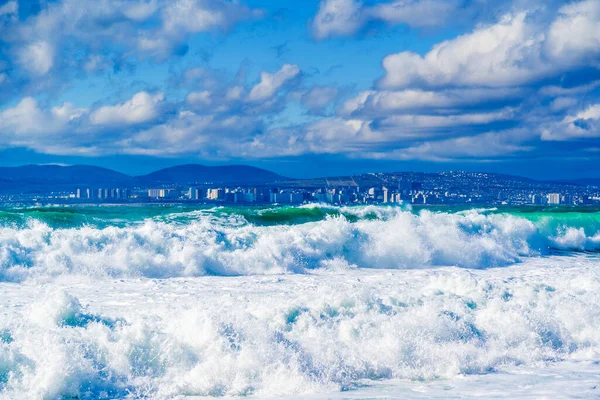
[1,263,599,398]
[1,206,599,281]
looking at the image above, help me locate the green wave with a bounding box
[1,204,600,231]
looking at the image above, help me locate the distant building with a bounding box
[547,193,561,205]
[244,192,256,203]
[207,188,224,200]
[148,189,162,198]
[188,187,200,200]
[532,194,546,205]
[148,189,177,198]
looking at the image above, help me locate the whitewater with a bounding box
[0,204,599,399]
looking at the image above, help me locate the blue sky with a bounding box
[0,0,600,179]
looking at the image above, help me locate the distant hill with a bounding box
[0,164,130,183]
[0,164,288,193]
[135,164,287,185]
[0,165,132,193]
[568,178,600,187]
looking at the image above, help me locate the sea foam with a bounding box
[0,260,599,398]
[1,208,599,281]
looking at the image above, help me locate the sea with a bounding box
[0,204,599,399]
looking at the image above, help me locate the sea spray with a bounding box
[0,206,600,281]
[0,261,599,398]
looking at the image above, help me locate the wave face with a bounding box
[1,205,600,281]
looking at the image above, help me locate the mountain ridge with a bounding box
[0,164,597,194]
[135,164,287,184]
[0,164,288,193]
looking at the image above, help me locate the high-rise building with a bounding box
[206,188,224,200]
[532,194,546,205]
[148,189,162,198]
[188,187,200,200]
[547,193,561,205]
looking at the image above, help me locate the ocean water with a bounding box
[0,204,599,399]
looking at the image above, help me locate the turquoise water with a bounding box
[1,203,600,229]
[0,204,599,398]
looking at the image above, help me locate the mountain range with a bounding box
[0,164,598,194]
[0,164,287,193]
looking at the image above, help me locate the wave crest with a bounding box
[1,208,599,281]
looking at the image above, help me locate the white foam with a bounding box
[0,209,599,281]
[0,256,599,398]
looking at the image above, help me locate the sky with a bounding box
[0,0,599,179]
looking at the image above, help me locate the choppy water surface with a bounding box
[0,204,599,398]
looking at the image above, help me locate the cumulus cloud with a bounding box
[90,92,165,126]
[378,1,600,89]
[379,13,545,88]
[0,0,599,165]
[0,0,264,87]
[18,41,54,76]
[362,130,534,161]
[546,0,600,60]
[247,64,300,102]
[542,104,600,141]
[300,86,340,113]
[339,88,523,116]
[375,109,514,131]
[312,0,365,40]
[311,0,474,39]
[122,111,262,156]
[182,64,301,116]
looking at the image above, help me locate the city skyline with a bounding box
[1,163,598,207]
[0,0,599,179]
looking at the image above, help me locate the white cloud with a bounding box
[90,92,165,126]
[186,91,212,106]
[363,130,533,161]
[0,1,17,16]
[312,0,364,40]
[120,111,262,156]
[377,109,514,131]
[339,88,522,116]
[301,86,340,113]
[247,64,300,102]
[51,103,89,121]
[123,0,158,21]
[539,81,600,97]
[18,41,54,76]
[226,86,244,101]
[0,98,55,135]
[549,97,578,112]
[161,0,261,35]
[0,98,89,153]
[379,1,600,89]
[379,13,548,88]
[311,0,468,39]
[547,0,600,60]
[369,0,465,27]
[3,0,264,80]
[542,104,600,141]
